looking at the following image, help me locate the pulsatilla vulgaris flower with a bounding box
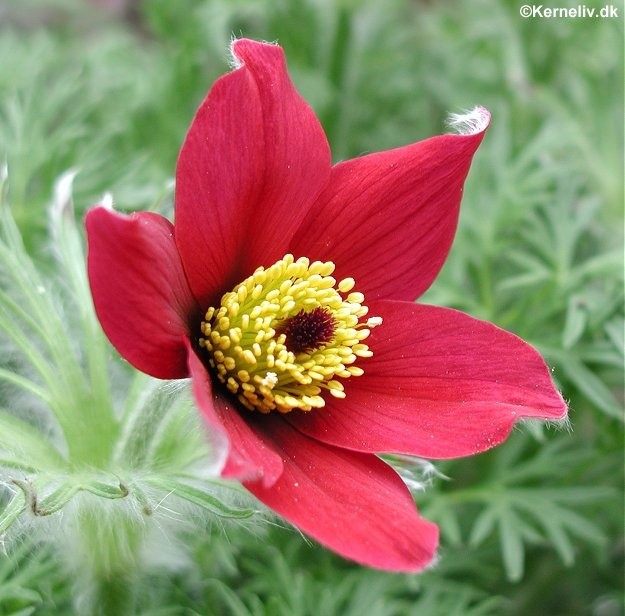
[86,39,567,571]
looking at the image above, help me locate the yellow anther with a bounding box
[338,278,356,293]
[347,292,365,304]
[241,349,257,365]
[348,366,364,376]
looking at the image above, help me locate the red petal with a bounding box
[289,300,567,459]
[175,39,331,307]
[86,206,197,379]
[245,414,438,571]
[186,341,284,487]
[290,109,489,301]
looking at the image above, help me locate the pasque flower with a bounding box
[86,39,567,572]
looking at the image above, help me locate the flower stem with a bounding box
[73,504,144,615]
[88,573,137,616]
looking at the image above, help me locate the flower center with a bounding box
[198,254,381,414]
[277,306,336,354]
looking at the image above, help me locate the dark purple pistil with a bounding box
[278,307,336,354]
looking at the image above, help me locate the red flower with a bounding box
[86,39,566,572]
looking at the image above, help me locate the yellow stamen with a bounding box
[198,255,381,414]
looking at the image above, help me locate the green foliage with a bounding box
[0,161,256,611]
[0,0,622,614]
[0,539,70,615]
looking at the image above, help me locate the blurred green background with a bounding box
[0,0,623,614]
